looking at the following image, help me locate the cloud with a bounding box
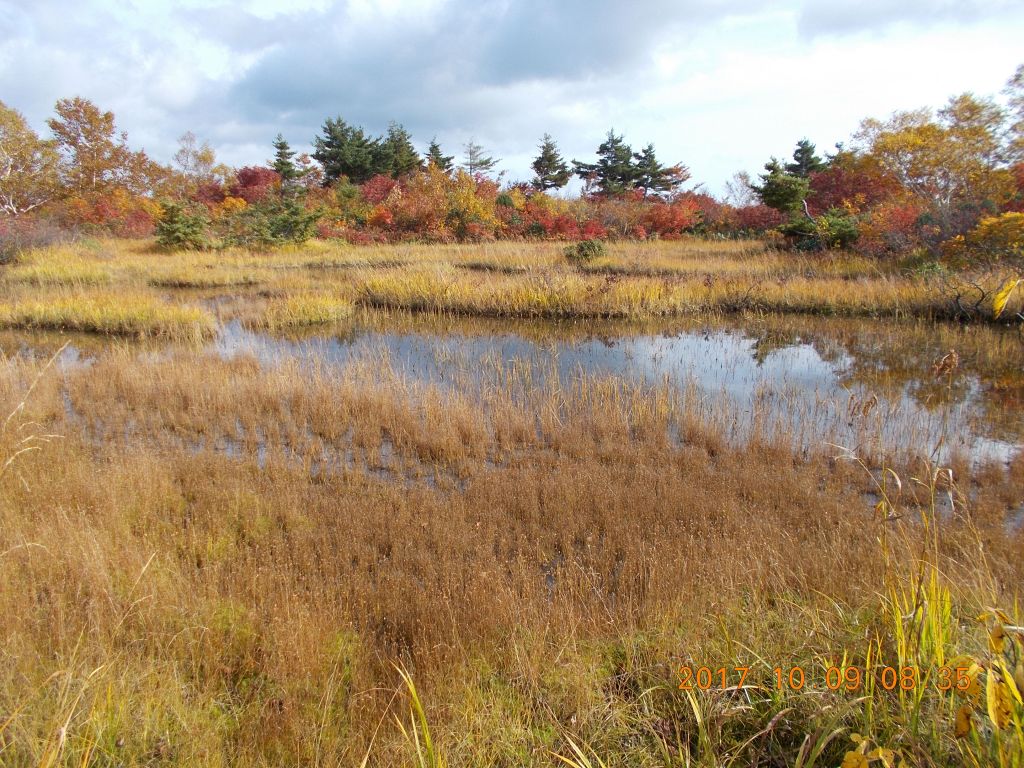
[797,0,1024,37]
[0,0,1020,190]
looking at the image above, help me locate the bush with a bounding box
[225,199,322,249]
[564,238,606,264]
[156,203,209,251]
[966,212,1024,265]
[779,208,859,251]
[0,217,73,263]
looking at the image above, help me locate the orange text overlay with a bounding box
[676,665,977,692]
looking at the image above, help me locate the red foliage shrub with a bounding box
[734,205,786,232]
[547,214,580,240]
[808,159,900,215]
[361,174,398,205]
[580,219,607,240]
[643,198,701,236]
[678,192,734,233]
[366,204,394,228]
[231,166,280,204]
[194,181,227,207]
[856,200,926,257]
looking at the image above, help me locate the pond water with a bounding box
[4,312,1022,465]
[212,314,1022,463]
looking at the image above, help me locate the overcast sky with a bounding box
[2,0,1022,194]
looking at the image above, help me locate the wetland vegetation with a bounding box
[1,237,1023,766]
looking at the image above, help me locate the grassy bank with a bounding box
[1,238,1019,329]
[1,337,1021,766]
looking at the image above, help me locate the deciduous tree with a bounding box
[0,101,59,216]
[46,97,161,196]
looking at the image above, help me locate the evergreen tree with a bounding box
[156,202,209,250]
[271,133,301,195]
[461,139,499,176]
[752,158,811,213]
[572,129,638,196]
[633,143,690,198]
[530,133,570,191]
[376,122,421,177]
[785,139,825,178]
[425,138,454,173]
[312,117,381,184]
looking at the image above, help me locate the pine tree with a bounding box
[376,122,421,177]
[633,143,689,198]
[752,158,810,213]
[312,117,381,184]
[786,139,825,178]
[425,138,454,173]
[530,134,571,191]
[461,139,499,176]
[272,133,301,195]
[572,129,638,196]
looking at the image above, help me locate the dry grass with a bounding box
[0,333,1021,766]
[247,294,356,330]
[5,237,1017,332]
[0,237,1021,765]
[0,293,215,340]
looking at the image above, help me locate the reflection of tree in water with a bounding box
[750,329,802,366]
[737,315,1024,445]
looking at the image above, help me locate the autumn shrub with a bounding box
[734,204,786,234]
[856,200,926,258]
[231,166,281,204]
[965,212,1024,266]
[60,189,159,237]
[564,238,605,264]
[361,174,398,205]
[0,216,73,263]
[642,197,701,238]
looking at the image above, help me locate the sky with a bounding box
[1,0,1022,195]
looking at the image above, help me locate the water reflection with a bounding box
[3,312,1021,465]
[211,315,1020,464]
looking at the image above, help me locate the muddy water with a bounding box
[4,312,1023,464]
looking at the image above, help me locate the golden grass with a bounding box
[3,250,113,287]
[0,237,1021,765]
[248,293,355,330]
[0,293,215,340]
[356,264,950,319]
[147,266,268,289]
[3,236,1019,327]
[0,332,1021,765]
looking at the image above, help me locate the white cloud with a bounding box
[0,0,1020,192]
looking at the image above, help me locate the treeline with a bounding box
[1,63,1023,265]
